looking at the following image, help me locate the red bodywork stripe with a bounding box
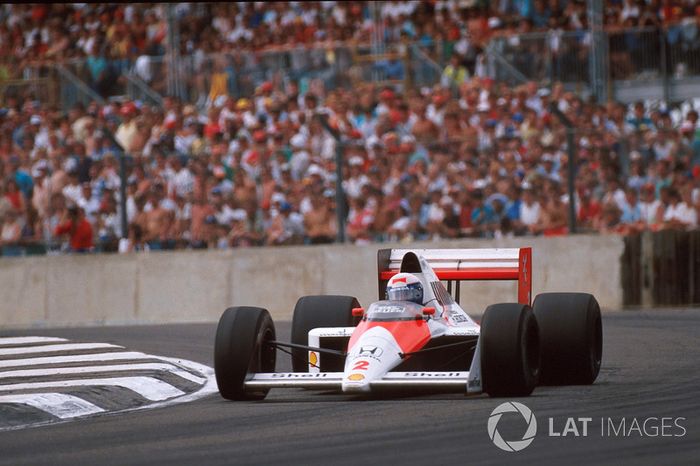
[379,268,519,281]
[348,319,431,355]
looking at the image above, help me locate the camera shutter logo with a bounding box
[487,402,537,452]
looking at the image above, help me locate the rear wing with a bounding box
[377,248,532,306]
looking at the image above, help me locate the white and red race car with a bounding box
[214,248,602,400]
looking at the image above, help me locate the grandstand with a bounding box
[0,1,698,255]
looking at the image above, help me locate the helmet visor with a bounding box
[386,283,423,303]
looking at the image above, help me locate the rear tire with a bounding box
[533,292,602,385]
[481,303,540,397]
[291,295,359,372]
[214,306,276,400]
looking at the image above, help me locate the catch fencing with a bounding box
[488,25,700,102]
[622,230,700,306]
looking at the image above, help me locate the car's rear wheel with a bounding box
[291,295,360,372]
[481,303,540,397]
[214,306,276,400]
[533,292,602,385]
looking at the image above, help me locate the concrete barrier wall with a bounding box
[0,234,624,328]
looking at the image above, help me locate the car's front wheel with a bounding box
[214,306,276,400]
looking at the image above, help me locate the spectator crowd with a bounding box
[0,2,699,255]
[3,2,700,100]
[1,75,699,255]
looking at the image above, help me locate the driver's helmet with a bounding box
[386,273,424,304]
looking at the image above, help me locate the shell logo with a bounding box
[347,373,365,381]
[309,351,318,367]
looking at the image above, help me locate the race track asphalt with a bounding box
[0,308,699,466]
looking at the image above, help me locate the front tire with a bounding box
[291,295,359,372]
[533,292,602,385]
[214,306,276,400]
[481,303,540,397]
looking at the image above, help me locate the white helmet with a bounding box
[386,273,424,304]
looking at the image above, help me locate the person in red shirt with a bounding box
[4,179,24,213]
[54,206,94,253]
[577,189,602,231]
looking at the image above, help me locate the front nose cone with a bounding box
[342,327,403,393]
[343,372,371,393]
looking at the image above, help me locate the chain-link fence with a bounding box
[489,25,700,102]
[6,23,700,113]
[8,40,449,112]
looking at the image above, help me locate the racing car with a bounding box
[214,248,602,400]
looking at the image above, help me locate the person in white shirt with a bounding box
[671,187,698,228]
[519,187,541,233]
[343,156,369,199]
[61,171,83,205]
[638,184,661,226]
[97,195,121,244]
[174,120,198,155]
[663,188,697,229]
[602,178,628,211]
[134,55,153,83]
[76,182,100,224]
[652,130,675,161]
[289,143,311,182]
[169,157,194,198]
[620,0,640,23]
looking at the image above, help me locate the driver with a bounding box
[385,273,424,304]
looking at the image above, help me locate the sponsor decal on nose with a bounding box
[359,346,383,357]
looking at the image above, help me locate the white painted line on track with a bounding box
[0,338,218,432]
[0,393,104,419]
[122,356,218,412]
[0,337,68,346]
[0,363,206,384]
[0,351,156,369]
[0,376,185,401]
[0,343,121,356]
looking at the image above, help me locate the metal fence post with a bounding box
[316,113,346,243]
[640,231,655,307]
[334,141,346,244]
[549,104,577,234]
[587,0,608,103]
[101,128,129,239]
[165,4,182,99]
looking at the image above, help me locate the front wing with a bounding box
[245,371,480,393]
[246,337,484,395]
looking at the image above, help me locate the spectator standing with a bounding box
[441,54,469,89]
[518,186,541,234]
[0,209,22,256]
[54,205,94,252]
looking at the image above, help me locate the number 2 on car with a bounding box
[352,360,369,371]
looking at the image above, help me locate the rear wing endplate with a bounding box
[378,248,532,306]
